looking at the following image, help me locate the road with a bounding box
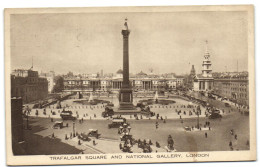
[21,107,249,154]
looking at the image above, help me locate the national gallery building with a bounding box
[63,70,184,93]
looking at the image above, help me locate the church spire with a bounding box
[204,40,210,60]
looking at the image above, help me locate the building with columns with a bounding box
[193,41,214,92]
[63,69,178,93]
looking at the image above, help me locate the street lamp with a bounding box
[73,121,76,137]
[196,105,201,129]
[24,105,31,130]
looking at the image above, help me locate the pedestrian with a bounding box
[93,140,96,146]
[205,132,208,138]
[70,132,72,139]
[229,141,232,147]
[235,134,237,140]
[156,122,159,129]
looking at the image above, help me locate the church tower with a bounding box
[202,40,212,78]
[190,65,196,76]
[193,40,214,92]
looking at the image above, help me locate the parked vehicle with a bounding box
[60,110,76,120]
[52,121,63,129]
[88,129,100,139]
[108,119,125,129]
[209,113,222,119]
[184,126,191,131]
[78,132,91,141]
[225,103,231,107]
[102,107,114,118]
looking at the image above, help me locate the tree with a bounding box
[53,76,64,93]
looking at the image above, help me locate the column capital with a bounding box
[121,30,130,37]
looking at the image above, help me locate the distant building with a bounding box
[187,65,196,89]
[40,71,55,93]
[11,69,48,104]
[63,69,178,93]
[213,72,249,106]
[175,76,185,87]
[193,41,214,92]
[115,69,123,79]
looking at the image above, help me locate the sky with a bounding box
[10,11,248,75]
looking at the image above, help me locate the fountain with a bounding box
[154,91,159,104]
[88,92,94,102]
[138,91,176,105]
[73,92,110,105]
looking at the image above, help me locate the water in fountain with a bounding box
[154,91,159,103]
[88,92,94,102]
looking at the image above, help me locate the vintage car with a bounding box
[78,132,91,141]
[108,119,125,129]
[224,103,231,107]
[184,126,192,131]
[209,113,222,119]
[88,129,100,139]
[60,110,76,120]
[102,107,114,118]
[52,121,63,129]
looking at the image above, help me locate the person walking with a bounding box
[229,141,233,147]
[205,132,208,138]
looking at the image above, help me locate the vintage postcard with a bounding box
[5,5,256,165]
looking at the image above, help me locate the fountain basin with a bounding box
[73,99,110,105]
[139,99,176,105]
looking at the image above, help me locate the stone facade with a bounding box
[63,76,177,93]
[40,71,55,93]
[213,72,249,105]
[11,69,48,104]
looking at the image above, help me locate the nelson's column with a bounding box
[117,19,137,113]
